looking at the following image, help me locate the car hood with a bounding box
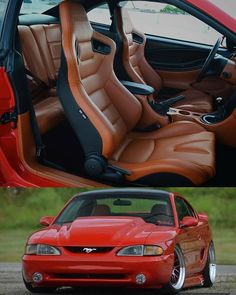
[31,217,175,247]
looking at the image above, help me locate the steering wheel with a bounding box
[197,38,221,82]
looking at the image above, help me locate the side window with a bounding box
[175,197,195,222]
[20,0,63,14]
[120,1,222,45]
[0,0,8,34]
[88,3,111,26]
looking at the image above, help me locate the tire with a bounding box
[203,241,216,287]
[23,277,56,294]
[161,245,186,294]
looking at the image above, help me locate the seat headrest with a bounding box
[60,0,93,42]
[117,7,133,35]
[92,205,111,216]
[151,204,169,215]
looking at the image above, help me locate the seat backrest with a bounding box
[92,204,111,216]
[18,24,61,85]
[59,1,142,158]
[151,203,171,223]
[114,7,162,94]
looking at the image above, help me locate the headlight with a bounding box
[117,245,163,256]
[25,244,61,256]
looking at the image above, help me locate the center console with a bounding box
[167,105,236,148]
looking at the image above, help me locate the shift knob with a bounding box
[216,97,223,105]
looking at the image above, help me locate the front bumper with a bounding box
[22,251,174,289]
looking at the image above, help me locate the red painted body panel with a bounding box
[0,67,62,187]
[22,193,213,290]
[22,254,173,288]
[186,0,236,34]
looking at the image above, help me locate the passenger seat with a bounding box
[113,7,213,113]
[18,23,64,134]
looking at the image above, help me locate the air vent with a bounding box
[53,273,126,279]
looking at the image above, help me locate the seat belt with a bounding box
[26,88,46,160]
[25,69,56,89]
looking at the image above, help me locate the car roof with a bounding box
[78,188,171,198]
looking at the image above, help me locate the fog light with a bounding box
[32,272,43,283]
[136,273,146,284]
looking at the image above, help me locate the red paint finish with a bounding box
[22,192,213,290]
[0,67,64,187]
[0,67,15,111]
[186,0,236,33]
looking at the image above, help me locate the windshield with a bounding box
[54,194,174,226]
[20,0,62,14]
[208,0,236,18]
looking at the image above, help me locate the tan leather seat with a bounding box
[18,24,64,134]
[58,1,215,186]
[92,205,111,216]
[114,7,213,113]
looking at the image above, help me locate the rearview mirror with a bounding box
[198,213,208,222]
[180,216,198,228]
[40,216,54,227]
[113,199,132,206]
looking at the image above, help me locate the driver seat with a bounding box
[150,204,171,223]
[58,0,215,186]
[114,7,213,113]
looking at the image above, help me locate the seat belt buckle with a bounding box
[36,144,46,159]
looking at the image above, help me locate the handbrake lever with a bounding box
[150,95,185,116]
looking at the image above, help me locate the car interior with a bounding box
[14,0,236,186]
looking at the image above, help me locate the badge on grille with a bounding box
[83,248,97,253]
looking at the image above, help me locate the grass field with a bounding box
[0,188,236,264]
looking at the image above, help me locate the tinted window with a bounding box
[120,1,222,45]
[20,0,62,14]
[0,0,8,34]
[55,194,174,226]
[88,3,111,26]
[175,197,195,222]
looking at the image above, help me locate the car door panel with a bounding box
[145,37,208,71]
[144,35,232,89]
[157,68,200,90]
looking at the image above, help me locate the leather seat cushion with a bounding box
[34,96,65,134]
[174,89,213,113]
[111,121,215,185]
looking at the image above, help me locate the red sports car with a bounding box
[22,189,216,293]
[0,0,236,187]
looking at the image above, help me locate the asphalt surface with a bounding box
[0,264,236,295]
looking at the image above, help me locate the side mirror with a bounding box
[198,213,209,222]
[180,216,198,228]
[40,216,54,227]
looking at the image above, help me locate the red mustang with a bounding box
[0,0,236,187]
[22,189,216,293]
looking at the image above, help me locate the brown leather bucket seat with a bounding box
[114,7,213,113]
[58,0,215,186]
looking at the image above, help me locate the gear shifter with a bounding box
[201,91,236,124]
[216,97,224,112]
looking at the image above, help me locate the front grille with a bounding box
[64,247,114,254]
[53,273,126,280]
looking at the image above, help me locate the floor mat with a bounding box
[42,121,85,176]
[206,143,236,187]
